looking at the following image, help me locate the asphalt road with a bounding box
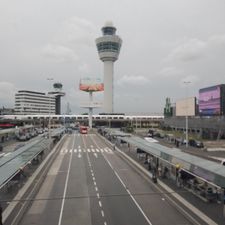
[18,132,196,225]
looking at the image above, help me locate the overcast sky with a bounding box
[1,0,225,115]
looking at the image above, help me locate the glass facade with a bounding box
[102,27,116,35]
[97,42,121,52]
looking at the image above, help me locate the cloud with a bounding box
[159,67,183,78]
[167,38,207,62]
[209,34,225,46]
[78,63,91,74]
[117,75,150,86]
[42,44,79,63]
[166,34,225,63]
[56,16,96,47]
[0,82,16,107]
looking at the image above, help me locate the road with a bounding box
[18,132,197,225]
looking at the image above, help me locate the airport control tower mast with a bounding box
[96,22,122,113]
[49,83,65,115]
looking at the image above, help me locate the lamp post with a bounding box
[47,78,54,150]
[184,81,191,148]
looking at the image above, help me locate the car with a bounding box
[189,139,196,147]
[195,140,204,148]
[189,139,204,148]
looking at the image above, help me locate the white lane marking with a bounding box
[69,149,72,153]
[93,177,95,181]
[97,193,100,199]
[94,153,98,158]
[99,201,102,207]
[94,181,97,186]
[65,149,68,153]
[113,171,153,225]
[58,134,75,225]
[100,149,104,153]
[74,149,77,153]
[78,149,81,153]
[104,222,107,225]
[91,170,93,173]
[104,149,109,153]
[90,135,153,225]
[83,149,86,153]
[95,187,98,192]
[78,153,82,158]
[91,173,94,177]
[87,149,90,152]
[101,210,104,217]
[96,149,99,152]
[91,149,95,152]
[78,146,81,149]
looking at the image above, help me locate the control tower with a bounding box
[48,83,65,115]
[96,22,122,113]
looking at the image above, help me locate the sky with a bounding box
[0,0,225,115]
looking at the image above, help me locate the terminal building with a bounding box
[14,90,56,115]
[163,84,225,139]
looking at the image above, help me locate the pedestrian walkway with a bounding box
[59,147,113,155]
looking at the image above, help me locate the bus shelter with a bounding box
[104,129,225,204]
[0,137,50,189]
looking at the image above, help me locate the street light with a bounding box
[47,78,54,150]
[184,81,191,148]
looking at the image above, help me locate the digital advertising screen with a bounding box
[199,85,221,116]
[79,77,104,92]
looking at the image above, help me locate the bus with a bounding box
[79,126,88,134]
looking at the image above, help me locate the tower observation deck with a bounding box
[96,22,122,113]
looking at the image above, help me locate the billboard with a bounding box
[199,85,221,116]
[176,97,196,116]
[79,78,104,92]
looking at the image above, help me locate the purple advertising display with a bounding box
[199,85,221,115]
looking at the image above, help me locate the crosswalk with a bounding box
[71,134,96,137]
[60,147,113,155]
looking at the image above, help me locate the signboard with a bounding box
[199,85,221,116]
[176,97,196,116]
[79,77,104,92]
